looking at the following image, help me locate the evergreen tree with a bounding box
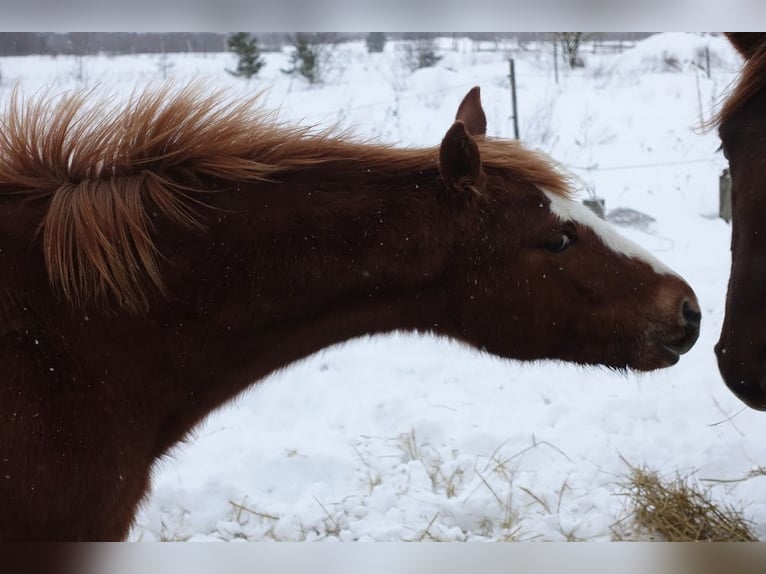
[281,33,332,84]
[226,32,265,79]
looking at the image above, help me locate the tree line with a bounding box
[0,32,654,57]
[0,33,278,56]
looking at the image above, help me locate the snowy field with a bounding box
[4,33,764,542]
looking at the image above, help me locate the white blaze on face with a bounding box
[542,190,678,277]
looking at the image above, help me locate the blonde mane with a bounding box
[0,85,570,312]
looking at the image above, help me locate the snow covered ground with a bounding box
[4,33,764,542]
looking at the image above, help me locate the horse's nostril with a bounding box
[682,298,702,328]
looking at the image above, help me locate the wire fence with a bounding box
[565,157,721,173]
[305,73,727,175]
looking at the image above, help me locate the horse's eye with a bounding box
[546,232,573,253]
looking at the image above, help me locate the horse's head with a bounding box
[439,87,700,371]
[714,33,766,410]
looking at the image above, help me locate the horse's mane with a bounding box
[710,43,766,128]
[0,85,570,312]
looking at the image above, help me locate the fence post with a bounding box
[509,58,520,139]
[720,168,732,223]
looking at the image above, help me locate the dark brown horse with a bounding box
[0,85,700,541]
[714,33,766,410]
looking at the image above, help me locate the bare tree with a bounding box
[366,32,386,53]
[400,33,442,72]
[555,32,591,68]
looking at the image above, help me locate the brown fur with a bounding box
[0,85,569,313]
[0,85,698,541]
[714,34,766,410]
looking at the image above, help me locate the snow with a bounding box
[4,33,765,541]
[609,32,741,75]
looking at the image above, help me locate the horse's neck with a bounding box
[246,169,455,338]
[196,166,460,378]
[146,171,457,455]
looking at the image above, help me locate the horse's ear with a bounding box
[439,120,484,193]
[726,33,766,60]
[455,86,487,137]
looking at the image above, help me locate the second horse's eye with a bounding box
[717,142,729,160]
[546,232,573,253]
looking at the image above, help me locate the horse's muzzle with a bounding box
[659,297,701,356]
[665,298,701,355]
[715,340,766,411]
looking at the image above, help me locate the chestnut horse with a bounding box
[714,33,766,410]
[0,85,700,541]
